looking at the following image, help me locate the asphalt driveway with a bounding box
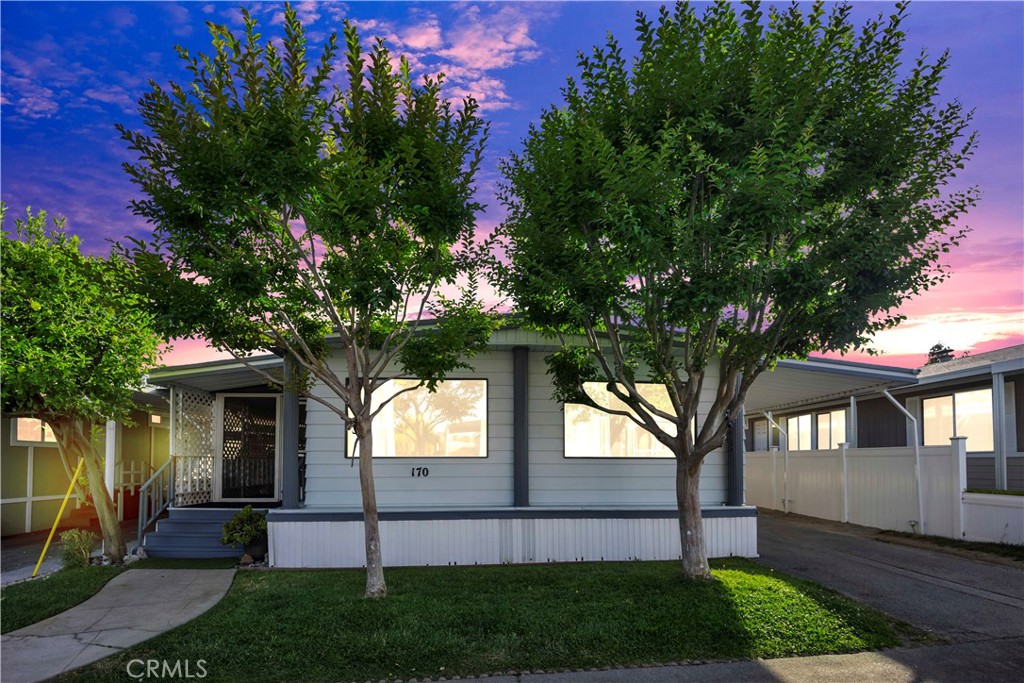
[755,510,1024,643]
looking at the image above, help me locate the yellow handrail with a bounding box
[33,458,85,578]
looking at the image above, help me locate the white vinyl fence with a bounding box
[746,437,1024,545]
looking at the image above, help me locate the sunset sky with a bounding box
[2,1,1021,369]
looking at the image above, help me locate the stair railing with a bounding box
[137,458,175,547]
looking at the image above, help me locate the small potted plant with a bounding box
[221,505,268,561]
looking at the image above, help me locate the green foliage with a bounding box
[221,505,268,547]
[496,0,977,460]
[118,4,494,411]
[926,343,955,364]
[545,347,602,406]
[59,529,98,569]
[0,206,163,425]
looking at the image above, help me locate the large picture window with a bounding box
[349,379,487,458]
[923,388,993,452]
[565,382,692,458]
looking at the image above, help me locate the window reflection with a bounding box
[565,382,688,458]
[922,389,993,452]
[350,379,487,458]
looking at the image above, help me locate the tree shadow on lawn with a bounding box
[56,559,908,683]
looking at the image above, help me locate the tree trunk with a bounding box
[50,419,127,563]
[356,419,387,599]
[675,455,713,580]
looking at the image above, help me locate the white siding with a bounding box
[269,513,757,568]
[528,351,728,507]
[304,351,514,508]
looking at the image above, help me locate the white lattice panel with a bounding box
[173,387,215,506]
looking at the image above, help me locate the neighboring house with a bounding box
[139,329,918,564]
[745,345,1024,491]
[0,392,170,537]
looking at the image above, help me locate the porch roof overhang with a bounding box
[147,355,283,393]
[744,357,918,416]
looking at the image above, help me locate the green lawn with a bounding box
[1,566,125,634]
[59,559,914,683]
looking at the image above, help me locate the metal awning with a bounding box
[147,355,283,393]
[148,349,920,414]
[744,357,918,415]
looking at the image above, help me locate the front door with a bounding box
[215,395,280,501]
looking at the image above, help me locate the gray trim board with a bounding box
[776,358,917,383]
[727,405,745,506]
[513,346,530,506]
[267,507,758,522]
[281,356,300,508]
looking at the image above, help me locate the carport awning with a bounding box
[147,355,283,393]
[744,357,918,415]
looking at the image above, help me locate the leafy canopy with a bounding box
[497,0,977,455]
[120,5,493,401]
[1,206,163,424]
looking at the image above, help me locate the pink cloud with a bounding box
[1,75,59,119]
[437,4,541,70]
[83,84,135,112]
[401,19,443,51]
[447,73,514,111]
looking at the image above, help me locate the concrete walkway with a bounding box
[1,569,234,683]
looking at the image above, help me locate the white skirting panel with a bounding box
[269,512,757,568]
[962,493,1024,545]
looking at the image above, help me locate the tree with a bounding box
[926,343,955,364]
[495,1,977,579]
[119,5,492,598]
[1,206,162,562]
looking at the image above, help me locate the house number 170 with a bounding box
[411,467,430,477]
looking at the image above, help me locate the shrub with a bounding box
[59,529,98,568]
[221,505,267,547]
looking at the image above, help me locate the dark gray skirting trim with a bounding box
[267,507,758,523]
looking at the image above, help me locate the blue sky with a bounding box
[2,1,1022,366]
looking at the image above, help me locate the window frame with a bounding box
[814,408,847,450]
[922,388,994,453]
[562,381,695,460]
[786,414,813,451]
[345,377,491,459]
[10,417,58,447]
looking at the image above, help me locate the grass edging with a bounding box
[1,566,125,634]
[878,529,1024,561]
[57,559,923,683]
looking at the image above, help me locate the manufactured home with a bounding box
[138,330,934,565]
